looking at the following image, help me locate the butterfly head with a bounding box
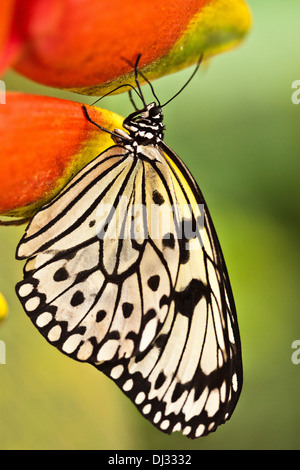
[123,102,164,146]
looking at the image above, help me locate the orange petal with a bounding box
[84,0,252,96]
[0,0,64,74]
[0,93,124,218]
[10,0,251,94]
[0,0,19,72]
[137,0,252,89]
[13,0,209,89]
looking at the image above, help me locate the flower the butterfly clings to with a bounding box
[0,0,251,439]
[0,292,8,325]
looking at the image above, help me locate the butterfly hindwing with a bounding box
[97,144,242,438]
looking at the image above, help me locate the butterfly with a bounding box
[15,55,242,439]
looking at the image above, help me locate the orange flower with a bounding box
[0,292,8,324]
[0,93,124,217]
[1,0,251,93]
[0,0,251,218]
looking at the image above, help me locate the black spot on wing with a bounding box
[143,308,156,323]
[171,381,186,402]
[53,267,69,282]
[155,371,166,390]
[147,275,160,291]
[122,302,134,318]
[96,309,107,322]
[174,279,209,318]
[162,233,175,249]
[152,190,165,206]
[70,290,85,307]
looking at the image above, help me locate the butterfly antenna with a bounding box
[133,54,147,107]
[132,54,161,106]
[128,89,138,110]
[137,67,161,106]
[161,53,204,108]
[121,54,160,108]
[89,83,142,108]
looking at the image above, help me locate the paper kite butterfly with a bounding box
[15,55,242,439]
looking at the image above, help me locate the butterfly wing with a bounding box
[16,144,172,363]
[16,142,242,438]
[97,143,242,438]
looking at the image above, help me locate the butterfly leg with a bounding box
[82,105,121,139]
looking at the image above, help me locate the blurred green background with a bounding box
[1,0,299,450]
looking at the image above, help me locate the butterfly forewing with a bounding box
[16,146,173,363]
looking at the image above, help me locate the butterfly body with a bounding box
[16,97,242,438]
